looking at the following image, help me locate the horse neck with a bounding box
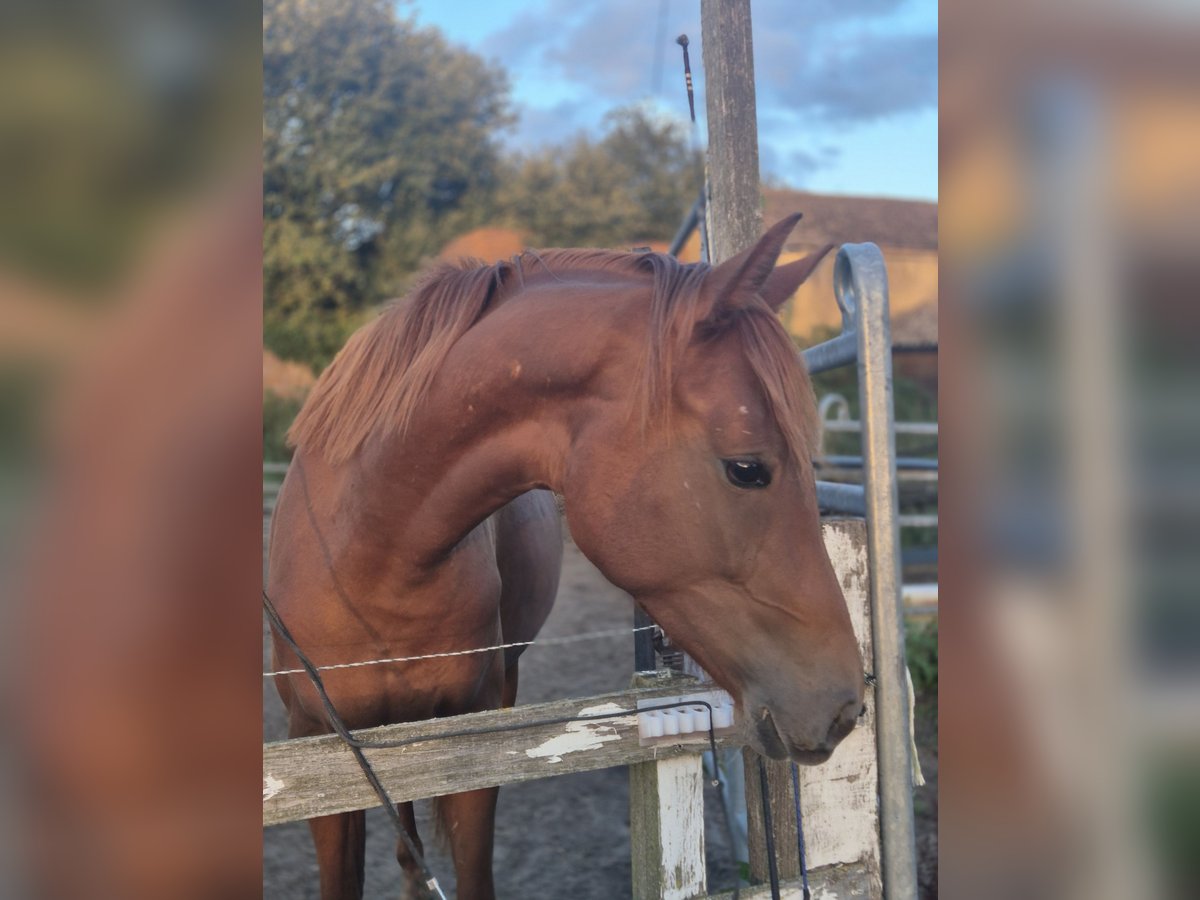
[358,279,641,570]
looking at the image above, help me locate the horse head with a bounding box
[562,216,864,763]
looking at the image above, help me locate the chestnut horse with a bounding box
[268,215,864,899]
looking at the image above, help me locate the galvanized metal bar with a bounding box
[820,455,939,472]
[802,331,858,375]
[819,467,939,486]
[818,393,939,437]
[823,421,940,437]
[802,249,860,375]
[815,480,866,516]
[668,193,703,258]
[839,242,918,899]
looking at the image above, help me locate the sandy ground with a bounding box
[263,532,938,898]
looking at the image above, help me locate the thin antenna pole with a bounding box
[676,34,696,122]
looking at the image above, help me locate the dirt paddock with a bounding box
[263,534,937,898]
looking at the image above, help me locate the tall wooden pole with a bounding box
[701,0,802,888]
[701,0,762,263]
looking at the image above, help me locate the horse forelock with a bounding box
[631,252,820,468]
[286,248,818,467]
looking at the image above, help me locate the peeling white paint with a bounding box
[655,755,707,899]
[525,703,631,764]
[263,774,284,802]
[578,701,631,720]
[790,522,879,874]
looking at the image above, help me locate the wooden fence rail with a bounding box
[263,680,725,827]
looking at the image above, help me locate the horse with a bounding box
[267,214,865,899]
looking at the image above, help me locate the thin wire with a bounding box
[264,625,658,678]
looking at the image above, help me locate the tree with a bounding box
[502,103,702,249]
[263,0,511,368]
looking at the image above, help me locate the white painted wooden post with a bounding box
[798,520,884,895]
[630,753,707,900]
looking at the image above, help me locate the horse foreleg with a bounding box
[394,800,428,899]
[502,660,519,708]
[436,787,500,900]
[307,810,366,900]
[286,709,368,900]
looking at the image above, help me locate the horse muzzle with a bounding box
[745,689,862,765]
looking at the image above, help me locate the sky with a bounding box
[406,0,937,201]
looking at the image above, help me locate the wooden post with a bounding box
[700,0,794,887]
[630,753,708,900]
[701,0,762,263]
[629,673,707,900]
[742,750,801,883]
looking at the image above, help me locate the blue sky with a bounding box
[406,0,936,201]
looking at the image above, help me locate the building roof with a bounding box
[263,350,315,399]
[438,227,527,262]
[764,188,938,252]
[890,303,938,349]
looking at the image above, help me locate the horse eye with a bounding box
[724,459,771,489]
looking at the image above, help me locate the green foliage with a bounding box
[263,391,304,462]
[501,104,702,248]
[1147,753,1200,896]
[905,619,938,697]
[0,3,259,291]
[263,216,373,368]
[263,0,511,369]
[0,362,51,478]
[262,7,704,374]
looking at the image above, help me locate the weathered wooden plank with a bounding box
[707,857,881,899]
[263,679,720,826]
[630,755,707,900]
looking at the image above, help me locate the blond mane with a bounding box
[287,248,818,466]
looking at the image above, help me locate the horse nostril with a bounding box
[857,703,867,719]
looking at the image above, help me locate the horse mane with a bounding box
[287,248,819,467]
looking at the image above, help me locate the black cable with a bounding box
[757,757,782,900]
[263,590,447,900]
[790,762,812,900]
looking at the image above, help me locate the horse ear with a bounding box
[700,213,804,319]
[757,243,835,312]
